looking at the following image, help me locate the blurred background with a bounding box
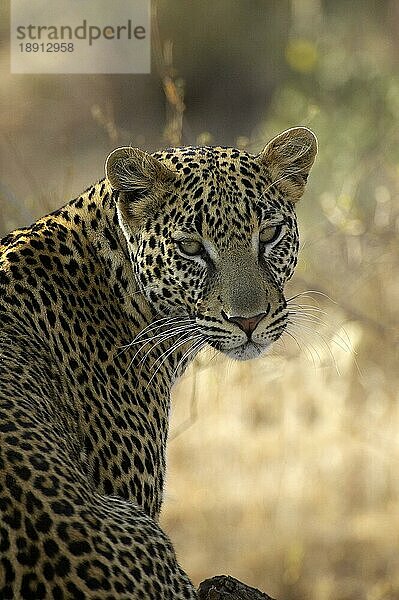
[1,1,399,598]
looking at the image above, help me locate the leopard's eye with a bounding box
[259,224,283,246]
[176,239,204,257]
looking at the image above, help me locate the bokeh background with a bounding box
[1,1,399,598]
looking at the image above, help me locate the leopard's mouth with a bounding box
[225,340,270,361]
[206,338,270,361]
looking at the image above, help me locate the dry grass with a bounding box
[163,309,399,600]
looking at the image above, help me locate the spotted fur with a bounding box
[0,127,316,598]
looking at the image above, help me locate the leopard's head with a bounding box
[105,127,317,360]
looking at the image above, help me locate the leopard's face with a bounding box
[106,128,317,361]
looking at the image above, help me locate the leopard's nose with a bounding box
[222,310,268,338]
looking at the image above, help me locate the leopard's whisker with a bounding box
[129,315,192,342]
[288,311,352,354]
[116,316,177,354]
[288,311,330,328]
[285,327,321,369]
[287,321,341,374]
[145,334,204,390]
[286,289,337,304]
[117,316,194,356]
[172,337,208,382]
[123,324,198,374]
[132,321,196,348]
[136,325,199,366]
[287,303,330,317]
[149,330,202,372]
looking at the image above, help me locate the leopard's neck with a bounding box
[35,179,194,516]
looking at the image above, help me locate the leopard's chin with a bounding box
[222,340,270,361]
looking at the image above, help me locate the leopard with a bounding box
[0,126,317,599]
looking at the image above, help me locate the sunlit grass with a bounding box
[164,310,399,599]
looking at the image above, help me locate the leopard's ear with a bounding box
[105,147,176,194]
[257,127,317,202]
